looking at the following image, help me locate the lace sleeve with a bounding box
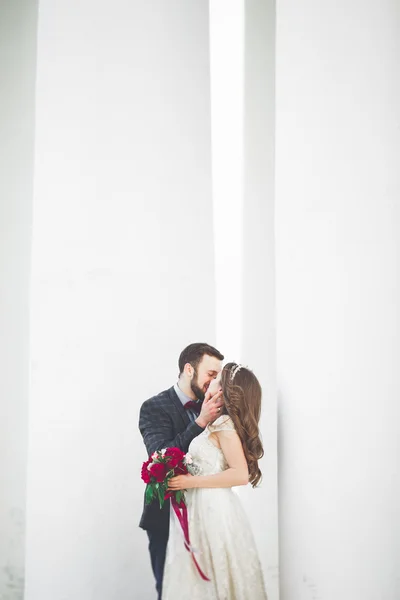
[208,415,235,433]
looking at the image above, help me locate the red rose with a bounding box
[164,447,185,469]
[149,462,167,483]
[141,459,151,484]
[176,463,188,475]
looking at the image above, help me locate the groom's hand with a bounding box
[196,390,223,428]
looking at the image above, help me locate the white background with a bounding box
[2,0,399,599]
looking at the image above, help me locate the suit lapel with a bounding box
[168,386,190,428]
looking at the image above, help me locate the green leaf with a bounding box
[175,490,182,505]
[157,486,165,509]
[145,485,155,505]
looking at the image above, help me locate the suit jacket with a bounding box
[138,386,204,533]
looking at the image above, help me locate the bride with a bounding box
[162,362,268,600]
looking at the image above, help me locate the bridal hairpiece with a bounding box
[230,364,244,381]
[230,363,253,381]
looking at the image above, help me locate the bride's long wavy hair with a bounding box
[220,362,264,487]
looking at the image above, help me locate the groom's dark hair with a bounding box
[178,343,224,376]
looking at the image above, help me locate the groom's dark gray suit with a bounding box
[139,386,203,599]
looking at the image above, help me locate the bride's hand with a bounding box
[168,474,196,490]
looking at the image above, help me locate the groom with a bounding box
[139,342,224,600]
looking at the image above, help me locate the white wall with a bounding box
[276,1,400,599]
[24,2,215,599]
[0,1,37,598]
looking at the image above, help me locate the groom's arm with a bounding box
[139,399,204,457]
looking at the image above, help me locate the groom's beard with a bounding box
[190,374,206,402]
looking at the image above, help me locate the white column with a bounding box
[24,3,214,599]
[210,2,279,597]
[276,1,400,598]
[209,0,244,361]
[0,1,37,597]
[241,1,279,599]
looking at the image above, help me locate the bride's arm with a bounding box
[169,430,249,490]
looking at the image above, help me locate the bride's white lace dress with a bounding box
[162,415,267,600]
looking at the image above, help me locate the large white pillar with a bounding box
[209,1,279,597]
[209,0,244,361]
[276,1,400,598]
[25,3,214,599]
[241,1,279,599]
[0,1,37,597]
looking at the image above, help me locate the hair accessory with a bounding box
[230,364,243,381]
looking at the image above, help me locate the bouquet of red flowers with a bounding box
[141,446,209,581]
[141,447,192,509]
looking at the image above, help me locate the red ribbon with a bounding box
[171,497,210,581]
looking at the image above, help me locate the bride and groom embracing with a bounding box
[139,343,267,600]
